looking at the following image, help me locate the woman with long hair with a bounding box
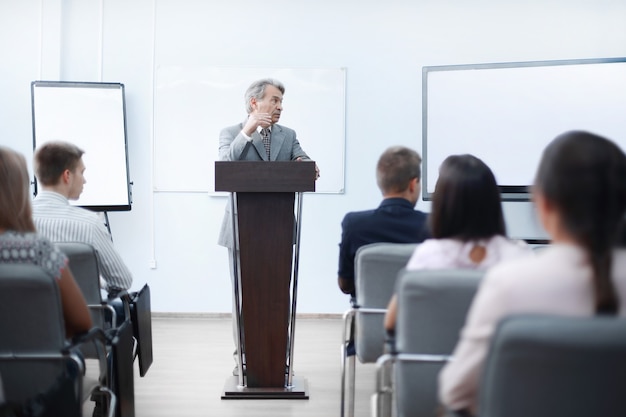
[0,146,91,338]
[385,154,531,331]
[439,131,626,415]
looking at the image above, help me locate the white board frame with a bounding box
[422,57,626,201]
[31,81,132,211]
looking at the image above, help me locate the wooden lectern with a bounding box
[215,161,315,399]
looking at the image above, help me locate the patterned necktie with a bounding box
[260,128,271,160]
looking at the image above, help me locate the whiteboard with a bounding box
[31,81,132,211]
[154,66,346,193]
[423,58,626,200]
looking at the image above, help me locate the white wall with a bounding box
[2,0,626,313]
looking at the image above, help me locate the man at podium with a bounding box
[217,78,317,375]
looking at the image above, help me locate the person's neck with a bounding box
[383,192,414,203]
[41,186,70,199]
[547,227,579,245]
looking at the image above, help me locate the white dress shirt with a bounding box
[32,190,133,291]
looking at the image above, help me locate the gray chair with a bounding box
[373,268,484,417]
[477,315,626,417]
[56,241,136,417]
[0,263,115,416]
[340,242,418,417]
[56,242,125,330]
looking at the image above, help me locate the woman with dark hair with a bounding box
[439,131,626,415]
[407,154,529,270]
[0,146,91,338]
[384,154,531,331]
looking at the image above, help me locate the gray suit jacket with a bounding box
[217,122,311,248]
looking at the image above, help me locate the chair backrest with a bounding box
[0,264,78,405]
[0,264,66,352]
[55,242,111,361]
[480,315,626,417]
[394,268,484,417]
[56,241,102,305]
[354,242,418,362]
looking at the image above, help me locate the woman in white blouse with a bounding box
[384,154,532,332]
[439,131,626,415]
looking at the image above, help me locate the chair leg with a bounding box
[340,343,347,417]
[373,354,395,417]
[380,358,393,417]
[340,308,357,417]
[90,387,116,417]
[347,354,356,417]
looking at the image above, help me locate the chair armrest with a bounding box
[68,327,110,385]
[355,307,388,315]
[87,303,117,329]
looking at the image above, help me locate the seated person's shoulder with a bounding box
[405,238,456,269]
[413,209,430,226]
[71,206,103,222]
[495,236,535,258]
[486,245,551,286]
[341,209,376,226]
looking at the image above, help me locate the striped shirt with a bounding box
[32,191,133,291]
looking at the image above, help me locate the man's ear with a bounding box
[409,177,419,193]
[61,169,71,184]
[249,97,258,112]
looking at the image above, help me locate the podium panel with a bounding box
[239,192,293,387]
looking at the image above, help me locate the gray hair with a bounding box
[244,78,285,114]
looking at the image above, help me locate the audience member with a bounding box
[384,154,532,332]
[32,141,133,295]
[0,145,92,338]
[439,131,626,415]
[337,146,430,299]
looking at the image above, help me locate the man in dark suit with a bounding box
[218,78,318,375]
[337,146,430,298]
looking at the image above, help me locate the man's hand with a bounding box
[338,276,354,295]
[295,158,321,179]
[242,112,273,136]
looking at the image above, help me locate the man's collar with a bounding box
[36,190,70,204]
[380,197,413,207]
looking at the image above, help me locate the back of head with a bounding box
[430,154,505,240]
[244,78,285,114]
[534,130,626,314]
[376,146,422,195]
[34,141,84,186]
[0,146,35,232]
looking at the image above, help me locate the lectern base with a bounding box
[221,376,309,400]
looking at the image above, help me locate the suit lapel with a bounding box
[270,125,285,161]
[252,130,269,161]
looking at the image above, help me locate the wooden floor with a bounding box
[131,316,377,417]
